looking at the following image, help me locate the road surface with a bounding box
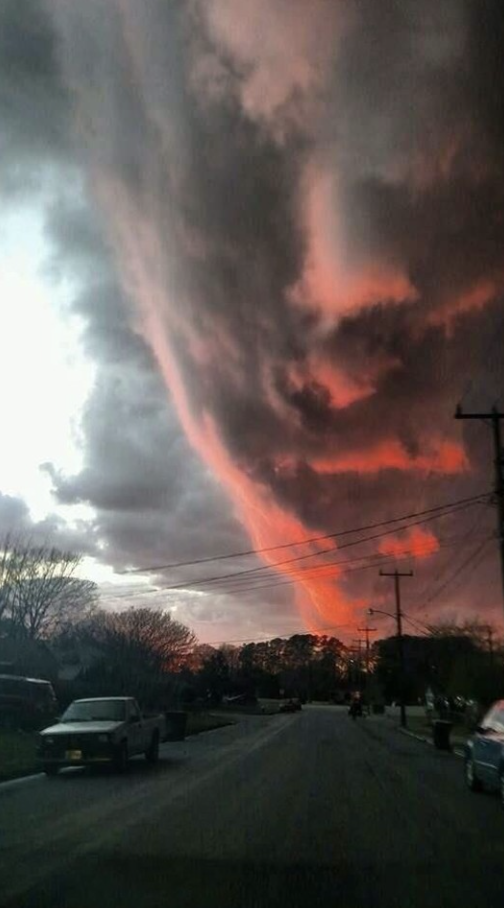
[1,705,504,907]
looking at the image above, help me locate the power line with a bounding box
[100,533,489,604]
[419,537,491,610]
[188,536,445,591]
[198,623,355,648]
[412,504,489,606]
[172,541,481,600]
[402,614,430,635]
[147,498,488,594]
[101,551,424,604]
[120,491,491,575]
[192,536,470,597]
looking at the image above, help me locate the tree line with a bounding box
[1,535,503,710]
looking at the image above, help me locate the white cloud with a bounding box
[0,204,95,521]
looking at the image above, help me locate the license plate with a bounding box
[66,749,82,761]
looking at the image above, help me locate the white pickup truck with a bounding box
[38,696,167,774]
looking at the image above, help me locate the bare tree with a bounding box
[79,607,196,682]
[0,536,98,640]
[0,535,17,625]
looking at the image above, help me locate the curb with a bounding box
[399,726,465,758]
[0,771,45,791]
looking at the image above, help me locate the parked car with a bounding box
[0,674,58,730]
[464,699,504,805]
[38,696,167,775]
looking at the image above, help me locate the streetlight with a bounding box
[369,607,407,729]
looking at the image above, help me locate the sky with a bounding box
[1,0,504,644]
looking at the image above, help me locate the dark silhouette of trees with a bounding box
[183,634,349,704]
[374,623,504,706]
[73,607,196,701]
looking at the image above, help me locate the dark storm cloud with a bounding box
[0,0,255,628]
[2,0,501,634]
[43,0,504,633]
[0,0,71,195]
[41,194,250,569]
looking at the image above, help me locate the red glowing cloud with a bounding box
[378,526,440,560]
[310,440,468,476]
[290,162,418,321]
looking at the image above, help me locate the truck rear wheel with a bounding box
[145,732,160,764]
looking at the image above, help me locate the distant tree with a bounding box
[232,633,347,700]
[312,635,348,699]
[428,621,504,705]
[76,607,196,700]
[428,620,501,654]
[198,648,231,703]
[0,535,98,640]
[374,626,504,707]
[0,541,16,624]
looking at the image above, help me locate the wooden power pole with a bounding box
[357,625,377,712]
[379,569,413,728]
[455,405,504,619]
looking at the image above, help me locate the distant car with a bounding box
[0,674,58,730]
[464,700,504,806]
[279,699,302,713]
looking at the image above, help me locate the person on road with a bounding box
[348,698,363,720]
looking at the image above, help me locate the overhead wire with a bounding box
[198,623,355,647]
[119,490,491,575]
[188,534,475,596]
[417,537,492,611]
[100,527,491,605]
[100,546,440,604]
[147,497,489,594]
[412,501,490,607]
[109,536,487,604]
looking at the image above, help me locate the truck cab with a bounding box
[38,696,167,774]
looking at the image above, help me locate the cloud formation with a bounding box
[2,0,504,637]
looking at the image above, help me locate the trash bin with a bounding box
[164,711,188,741]
[433,719,452,751]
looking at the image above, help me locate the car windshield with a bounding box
[61,701,126,722]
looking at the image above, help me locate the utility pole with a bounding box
[351,639,364,692]
[358,625,377,713]
[378,570,413,729]
[357,625,377,675]
[455,405,504,618]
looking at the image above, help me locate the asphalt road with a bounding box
[1,705,504,908]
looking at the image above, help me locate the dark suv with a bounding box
[465,700,504,806]
[0,674,59,730]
